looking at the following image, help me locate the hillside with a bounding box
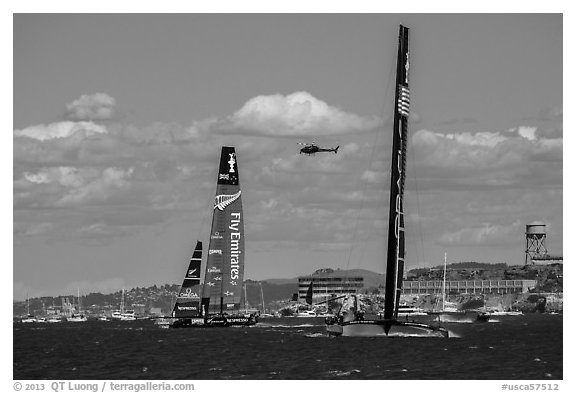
[406,263,563,293]
[14,264,562,317]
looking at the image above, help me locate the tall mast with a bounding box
[384,25,410,321]
[443,253,447,312]
[260,282,265,313]
[244,283,247,312]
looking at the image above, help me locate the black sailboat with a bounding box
[325,25,448,337]
[163,146,257,328]
[169,240,204,327]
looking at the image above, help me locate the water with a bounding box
[13,314,562,380]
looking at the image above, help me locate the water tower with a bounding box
[525,223,547,264]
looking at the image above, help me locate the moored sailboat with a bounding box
[325,25,447,338]
[21,294,37,323]
[67,289,87,322]
[428,253,491,323]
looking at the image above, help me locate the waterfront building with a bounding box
[402,279,537,295]
[297,269,364,303]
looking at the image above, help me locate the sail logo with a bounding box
[179,288,199,299]
[219,173,230,180]
[214,276,222,281]
[405,51,410,84]
[214,191,241,211]
[177,305,198,311]
[209,249,222,255]
[224,291,234,297]
[211,232,223,239]
[228,153,236,173]
[229,212,241,280]
[230,280,237,286]
[206,282,215,287]
[207,267,221,273]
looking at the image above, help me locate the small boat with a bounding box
[120,310,136,321]
[427,255,490,323]
[67,314,88,322]
[294,310,318,317]
[488,310,523,316]
[67,289,87,322]
[21,314,37,323]
[21,294,36,322]
[112,289,129,320]
[47,316,62,323]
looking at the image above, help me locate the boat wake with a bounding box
[257,323,317,329]
[326,369,361,377]
[438,317,474,323]
[304,332,327,338]
[373,332,451,338]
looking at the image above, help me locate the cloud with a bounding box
[412,126,562,178]
[65,93,116,121]
[439,222,522,246]
[225,91,381,136]
[13,91,563,253]
[56,167,134,207]
[14,121,108,141]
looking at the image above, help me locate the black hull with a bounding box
[168,314,258,329]
[325,317,449,338]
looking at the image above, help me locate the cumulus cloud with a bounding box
[13,90,563,253]
[56,167,133,207]
[226,91,381,136]
[412,126,562,171]
[24,167,84,188]
[14,121,108,141]
[65,93,116,121]
[439,222,521,246]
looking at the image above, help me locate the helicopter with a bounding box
[298,142,340,155]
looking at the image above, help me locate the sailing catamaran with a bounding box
[165,146,257,328]
[325,25,448,337]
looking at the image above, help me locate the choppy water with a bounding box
[13,314,562,380]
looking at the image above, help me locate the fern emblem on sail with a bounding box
[214,191,241,211]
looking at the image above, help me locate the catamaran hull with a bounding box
[165,314,258,328]
[326,319,448,338]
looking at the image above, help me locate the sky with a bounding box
[12,13,563,300]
